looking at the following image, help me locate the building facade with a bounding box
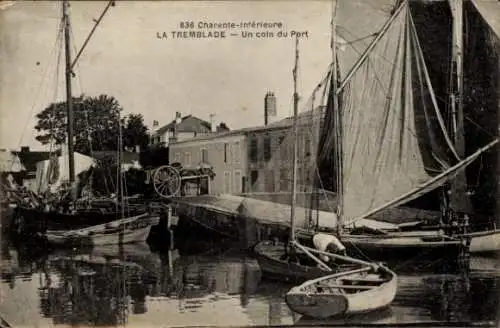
[245,121,316,194]
[150,113,231,148]
[150,113,214,148]
[168,110,322,196]
[169,131,247,195]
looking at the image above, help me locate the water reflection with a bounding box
[294,272,499,325]
[1,239,499,326]
[37,244,161,326]
[0,241,265,326]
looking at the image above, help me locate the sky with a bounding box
[0,0,399,151]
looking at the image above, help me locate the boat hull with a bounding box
[285,266,397,319]
[467,230,500,254]
[254,240,357,283]
[171,200,473,260]
[340,232,466,259]
[43,214,158,247]
[11,206,146,236]
[46,225,152,246]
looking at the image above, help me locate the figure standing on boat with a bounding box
[312,233,346,263]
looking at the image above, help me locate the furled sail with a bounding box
[336,1,498,225]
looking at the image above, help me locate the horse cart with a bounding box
[148,162,215,198]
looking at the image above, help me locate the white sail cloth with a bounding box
[33,152,95,194]
[338,3,461,225]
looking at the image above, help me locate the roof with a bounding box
[154,115,212,136]
[12,149,56,173]
[92,151,140,164]
[169,107,326,145]
[265,106,326,129]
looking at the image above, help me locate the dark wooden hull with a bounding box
[254,240,357,283]
[295,230,467,259]
[173,201,470,270]
[341,233,467,260]
[11,206,146,236]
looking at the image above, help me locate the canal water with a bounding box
[0,236,499,327]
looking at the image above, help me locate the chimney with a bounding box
[172,112,182,141]
[209,114,216,133]
[21,146,30,153]
[264,91,277,126]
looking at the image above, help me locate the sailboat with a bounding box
[254,33,396,294]
[435,0,500,254]
[11,0,158,245]
[284,1,399,318]
[253,36,333,281]
[298,0,499,262]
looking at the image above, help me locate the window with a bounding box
[234,170,242,194]
[304,133,311,157]
[250,138,258,162]
[263,136,271,161]
[279,135,288,161]
[224,143,229,163]
[264,170,275,192]
[250,170,259,190]
[184,152,191,167]
[201,148,208,163]
[224,171,231,194]
[280,168,289,191]
[233,141,241,163]
[174,152,181,163]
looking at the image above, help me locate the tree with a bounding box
[34,94,147,155]
[217,122,230,132]
[122,113,149,151]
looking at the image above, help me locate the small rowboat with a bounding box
[43,213,158,247]
[285,264,397,319]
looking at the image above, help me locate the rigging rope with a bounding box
[14,12,65,166]
[49,20,65,155]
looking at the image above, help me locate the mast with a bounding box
[449,0,470,214]
[63,0,75,183]
[331,0,343,235]
[118,112,124,216]
[289,36,300,243]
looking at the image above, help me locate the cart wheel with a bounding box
[153,165,181,198]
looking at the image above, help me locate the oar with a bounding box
[293,241,332,271]
[296,242,379,270]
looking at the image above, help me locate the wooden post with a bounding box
[168,249,174,277]
[166,205,174,250]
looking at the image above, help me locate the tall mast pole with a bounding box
[118,112,124,214]
[63,0,75,183]
[449,0,470,214]
[331,0,343,235]
[289,36,300,244]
